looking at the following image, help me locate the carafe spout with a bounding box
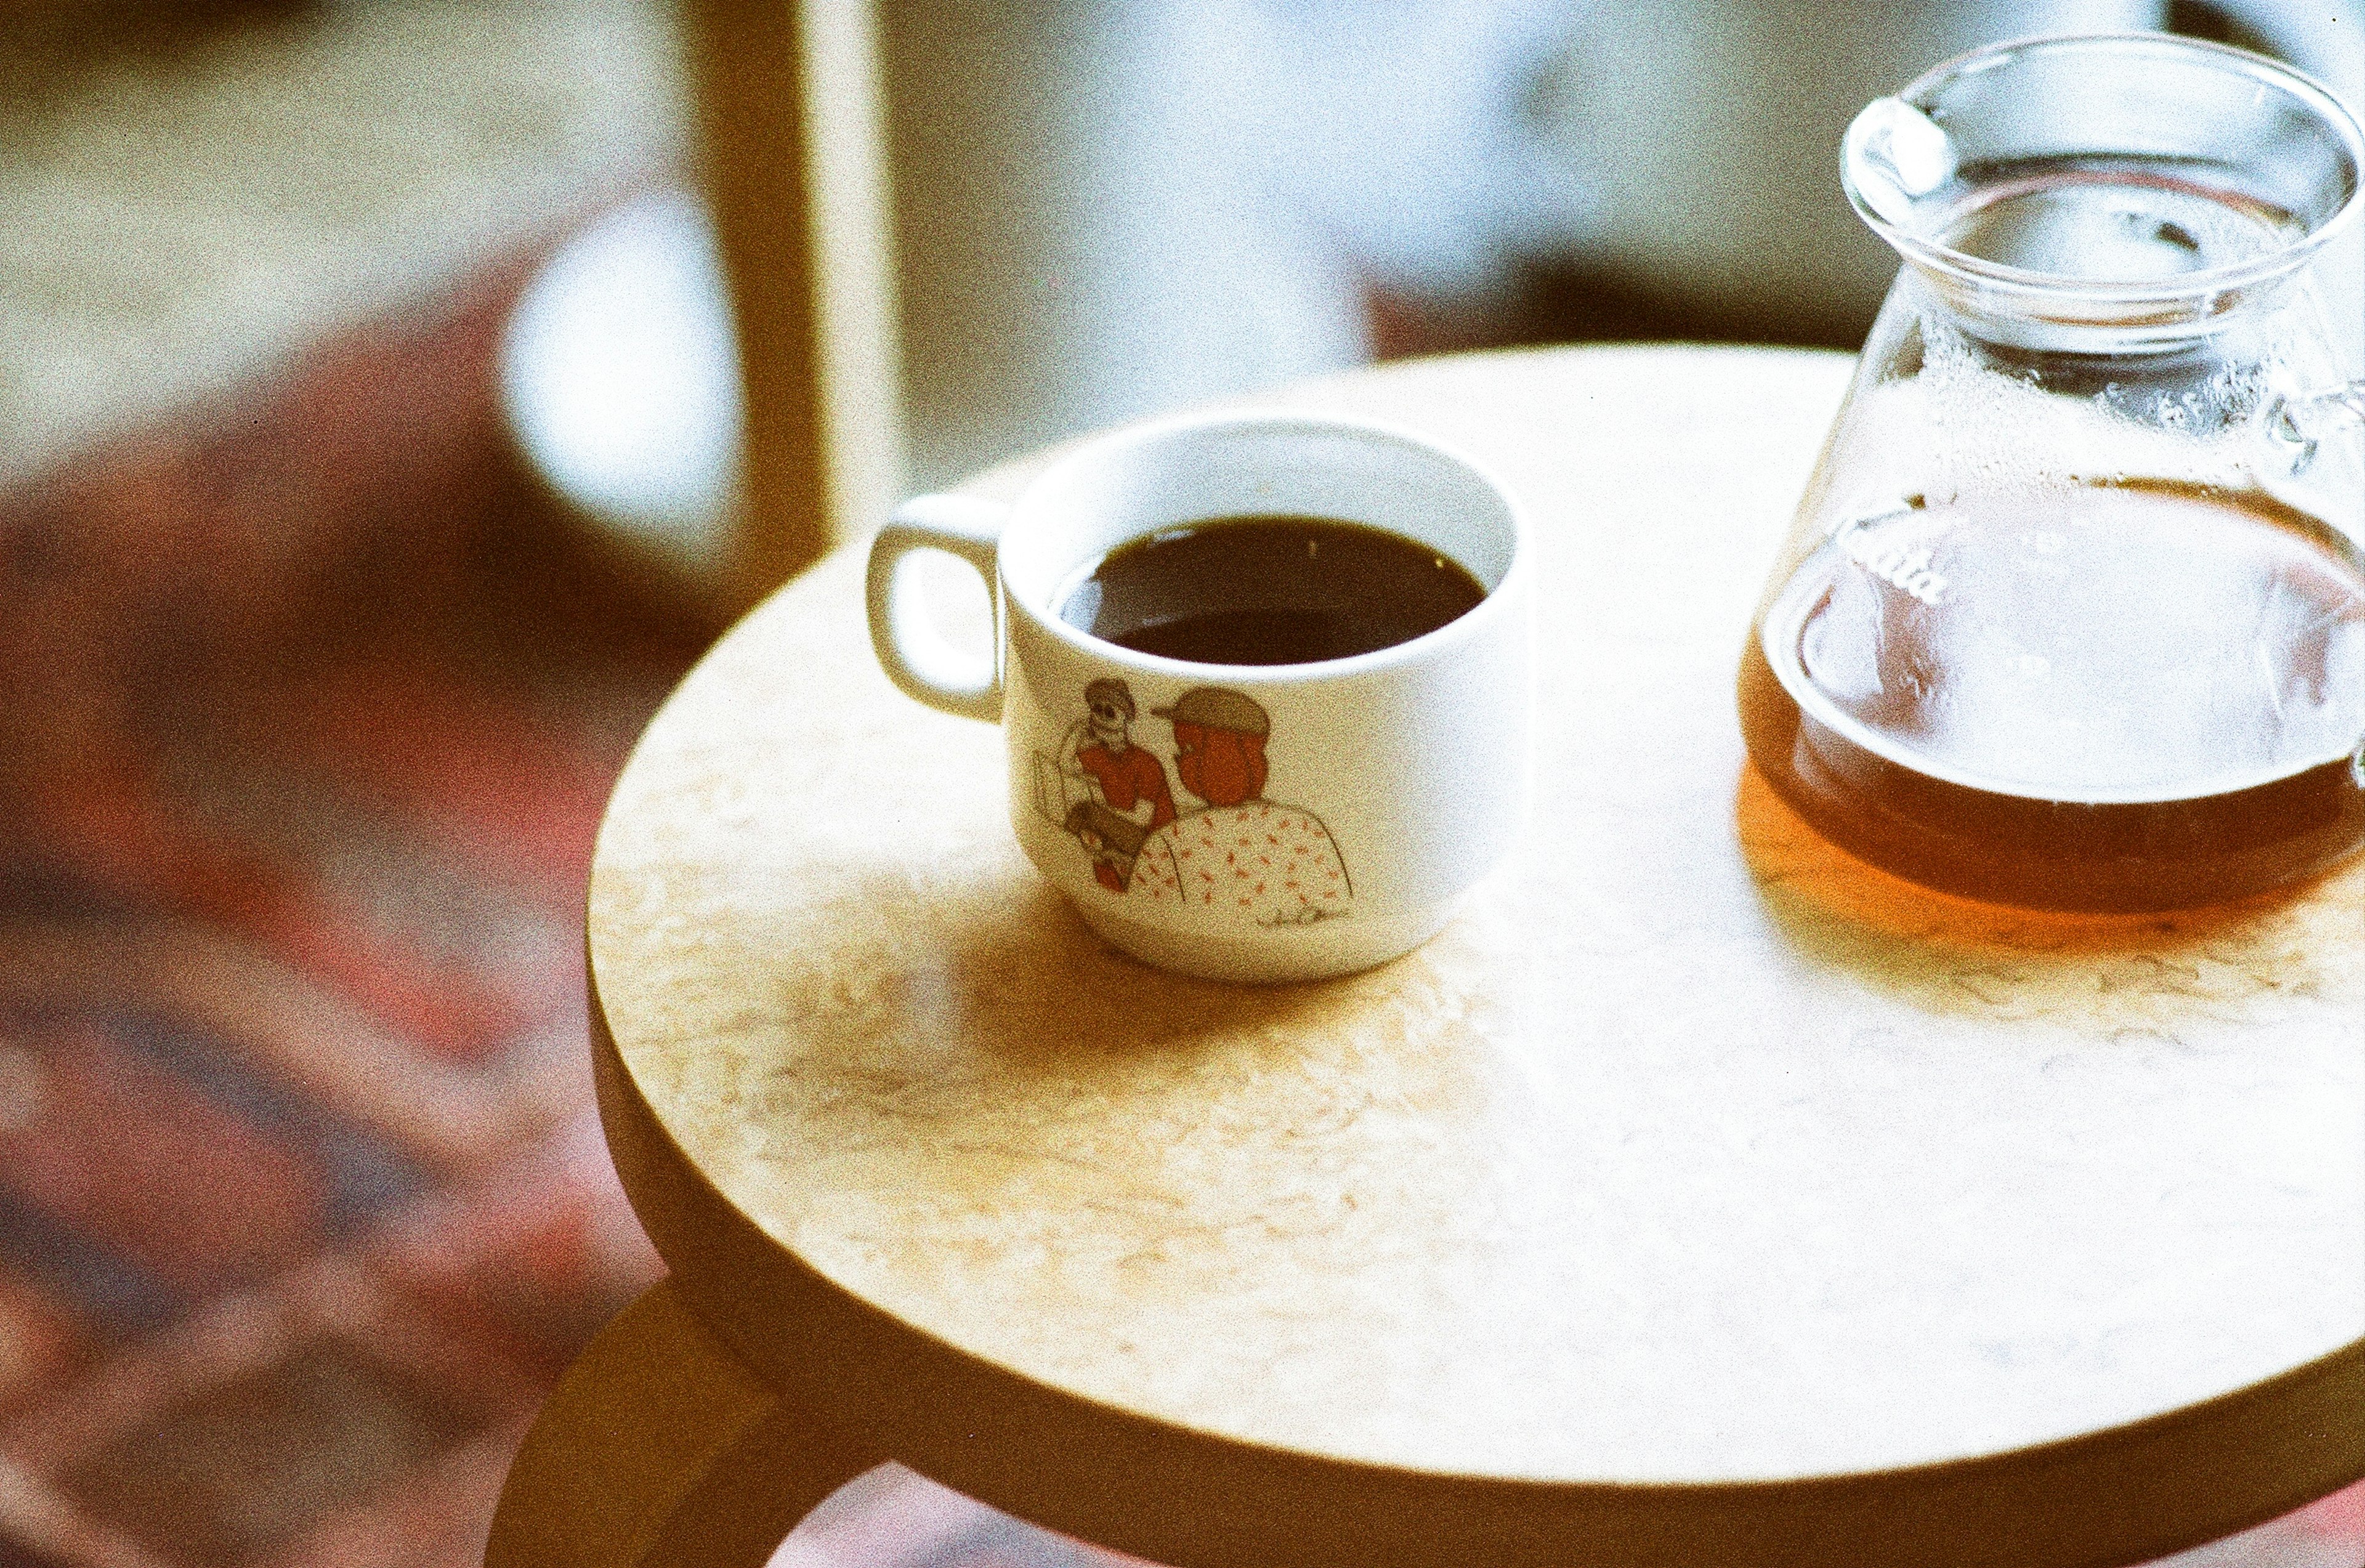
[1841,96,1957,232]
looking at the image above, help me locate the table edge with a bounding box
[588,953,2365,1568]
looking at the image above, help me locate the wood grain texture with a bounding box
[570,346,2365,1567]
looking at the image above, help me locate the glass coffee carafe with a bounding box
[1742,33,2365,911]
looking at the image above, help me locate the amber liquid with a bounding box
[1740,481,2365,910]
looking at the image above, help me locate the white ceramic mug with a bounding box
[865,411,1532,983]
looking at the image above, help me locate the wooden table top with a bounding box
[586,346,2365,1568]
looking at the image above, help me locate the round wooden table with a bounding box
[485,347,2365,1568]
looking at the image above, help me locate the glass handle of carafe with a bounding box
[2275,381,2365,790]
[2264,380,2365,474]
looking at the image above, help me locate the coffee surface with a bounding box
[1057,515,1486,666]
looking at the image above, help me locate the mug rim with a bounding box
[995,408,1534,686]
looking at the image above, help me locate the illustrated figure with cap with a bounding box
[1125,686,1352,924]
[1042,678,1177,891]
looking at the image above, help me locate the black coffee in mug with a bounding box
[1056,515,1486,666]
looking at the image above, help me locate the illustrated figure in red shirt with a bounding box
[1070,679,1176,830]
[1048,678,1177,890]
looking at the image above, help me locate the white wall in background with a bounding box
[1529,0,2167,338]
[881,0,1582,490]
[500,0,2363,566]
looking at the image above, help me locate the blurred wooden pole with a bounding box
[685,0,904,612]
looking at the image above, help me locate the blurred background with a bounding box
[0,2,2359,1566]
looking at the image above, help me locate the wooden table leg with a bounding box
[487,1280,883,1567]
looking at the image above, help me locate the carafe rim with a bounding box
[1845,31,2365,310]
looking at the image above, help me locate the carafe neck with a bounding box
[1843,36,2364,360]
[1898,253,2312,359]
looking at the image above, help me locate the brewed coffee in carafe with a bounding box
[1743,34,2365,911]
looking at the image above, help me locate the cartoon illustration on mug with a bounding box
[1038,682,1352,921]
[1032,679,1178,891]
[1035,685,1352,927]
[1061,798,1154,891]
[1132,687,1353,924]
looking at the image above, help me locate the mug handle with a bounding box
[865,493,1009,722]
